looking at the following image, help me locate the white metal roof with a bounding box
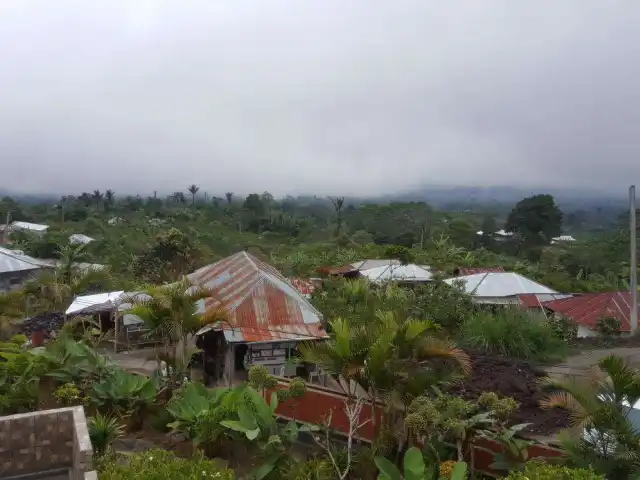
[10,221,49,232]
[0,247,52,274]
[65,291,150,316]
[552,235,576,242]
[69,234,95,245]
[444,272,557,297]
[350,259,401,271]
[361,264,434,284]
[494,229,514,237]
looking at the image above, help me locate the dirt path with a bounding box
[103,347,158,376]
[545,347,640,379]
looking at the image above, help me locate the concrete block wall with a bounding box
[0,406,95,479]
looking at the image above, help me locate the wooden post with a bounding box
[113,308,118,353]
[228,344,235,386]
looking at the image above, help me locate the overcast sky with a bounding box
[1,1,639,197]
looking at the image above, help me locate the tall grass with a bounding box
[459,308,567,363]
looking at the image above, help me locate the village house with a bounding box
[544,291,639,338]
[327,259,433,285]
[69,233,95,245]
[444,271,570,306]
[9,221,49,235]
[0,247,53,293]
[189,251,328,385]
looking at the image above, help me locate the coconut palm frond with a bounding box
[417,337,471,375]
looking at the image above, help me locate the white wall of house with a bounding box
[249,341,297,376]
[576,325,599,338]
[576,325,632,338]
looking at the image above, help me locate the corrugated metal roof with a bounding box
[360,264,433,284]
[544,292,638,333]
[189,252,326,343]
[444,272,557,297]
[328,259,401,275]
[518,293,572,308]
[10,221,49,232]
[0,247,52,274]
[456,267,506,276]
[288,277,316,297]
[69,234,94,244]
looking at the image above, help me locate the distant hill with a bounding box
[372,185,628,210]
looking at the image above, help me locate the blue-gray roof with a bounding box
[0,247,52,274]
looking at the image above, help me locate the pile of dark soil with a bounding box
[18,312,64,339]
[447,352,569,436]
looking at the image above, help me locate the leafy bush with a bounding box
[549,315,577,341]
[502,461,604,479]
[596,316,621,337]
[459,309,567,362]
[54,382,87,407]
[98,449,234,479]
[0,350,41,414]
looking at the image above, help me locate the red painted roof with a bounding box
[544,292,638,333]
[456,267,506,276]
[518,293,572,308]
[518,294,542,308]
[189,252,326,343]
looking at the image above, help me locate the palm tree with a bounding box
[127,277,231,368]
[225,192,234,205]
[540,354,640,478]
[298,310,470,439]
[187,184,199,206]
[328,196,345,237]
[78,192,92,207]
[92,190,103,211]
[104,189,115,209]
[172,192,186,204]
[57,243,87,284]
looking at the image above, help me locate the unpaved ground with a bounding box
[103,347,158,376]
[545,346,640,379]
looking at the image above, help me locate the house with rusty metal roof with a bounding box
[544,292,639,337]
[188,251,327,384]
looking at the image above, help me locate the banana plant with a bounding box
[90,369,158,423]
[166,381,244,445]
[375,447,468,480]
[220,385,318,480]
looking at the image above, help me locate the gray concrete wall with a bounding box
[0,406,95,479]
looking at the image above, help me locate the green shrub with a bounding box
[459,309,567,362]
[596,316,621,337]
[98,449,234,479]
[503,461,604,479]
[54,382,88,407]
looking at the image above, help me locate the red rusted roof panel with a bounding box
[457,267,506,276]
[189,251,325,343]
[288,277,316,296]
[544,292,637,333]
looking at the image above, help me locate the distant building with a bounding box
[551,235,577,244]
[9,221,49,235]
[544,292,638,337]
[69,233,95,245]
[444,271,568,305]
[0,247,53,292]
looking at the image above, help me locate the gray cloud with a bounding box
[1,0,639,197]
